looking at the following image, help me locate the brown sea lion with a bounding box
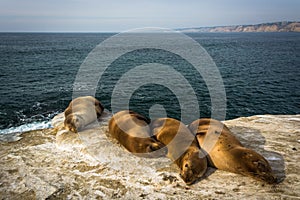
[64,96,104,133]
[151,118,207,185]
[188,118,277,184]
[108,110,166,158]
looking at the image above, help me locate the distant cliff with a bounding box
[179,21,300,33]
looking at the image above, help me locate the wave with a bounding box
[0,120,52,135]
[0,110,112,135]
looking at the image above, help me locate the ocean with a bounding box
[0,32,299,134]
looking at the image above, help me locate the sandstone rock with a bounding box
[0,114,299,199]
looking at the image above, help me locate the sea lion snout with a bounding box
[180,162,196,185]
[230,147,277,183]
[257,162,278,183]
[180,149,207,185]
[64,114,81,133]
[240,149,277,184]
[259,172,278,184]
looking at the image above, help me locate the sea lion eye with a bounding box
[214,131,220,134]
[185,163,189,168]
[149,143,160,151]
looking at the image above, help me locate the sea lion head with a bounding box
[180,149,207,185]
[64,114,81,133]
[250,160,278,184]
[233,147,277,184]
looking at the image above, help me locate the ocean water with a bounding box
[0,32,299,134]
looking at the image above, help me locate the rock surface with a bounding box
[0,114,299,199]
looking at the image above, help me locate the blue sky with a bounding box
[0,0,299,32]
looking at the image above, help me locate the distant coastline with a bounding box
[178,21,300,33]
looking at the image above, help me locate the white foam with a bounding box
[288,118,300,122]
[267,156,282,161]
[0,121,52,135]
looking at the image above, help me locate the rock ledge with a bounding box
[0,115,299,199]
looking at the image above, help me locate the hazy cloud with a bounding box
[0,0,299,32]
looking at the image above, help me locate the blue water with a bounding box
[0,32,299,133]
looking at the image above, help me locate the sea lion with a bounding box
[151,118,207,185]
[64,96,104,133]
[108,110,166,158]
[188,118,277,184]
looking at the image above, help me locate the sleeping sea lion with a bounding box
[64,96,104,133]
[108,110,166,158]
[151,118,207,185]
[188,118,277,184]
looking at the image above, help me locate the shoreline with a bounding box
[1,113,299,140]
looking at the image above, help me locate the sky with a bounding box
[0,0,299,32]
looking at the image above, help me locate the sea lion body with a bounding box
[108,110,166,158]
[151,118,207,185]
[64,96,104,132]
[188,118,277,183]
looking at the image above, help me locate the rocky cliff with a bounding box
[0,114,299,199]
[179,21,300,33]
